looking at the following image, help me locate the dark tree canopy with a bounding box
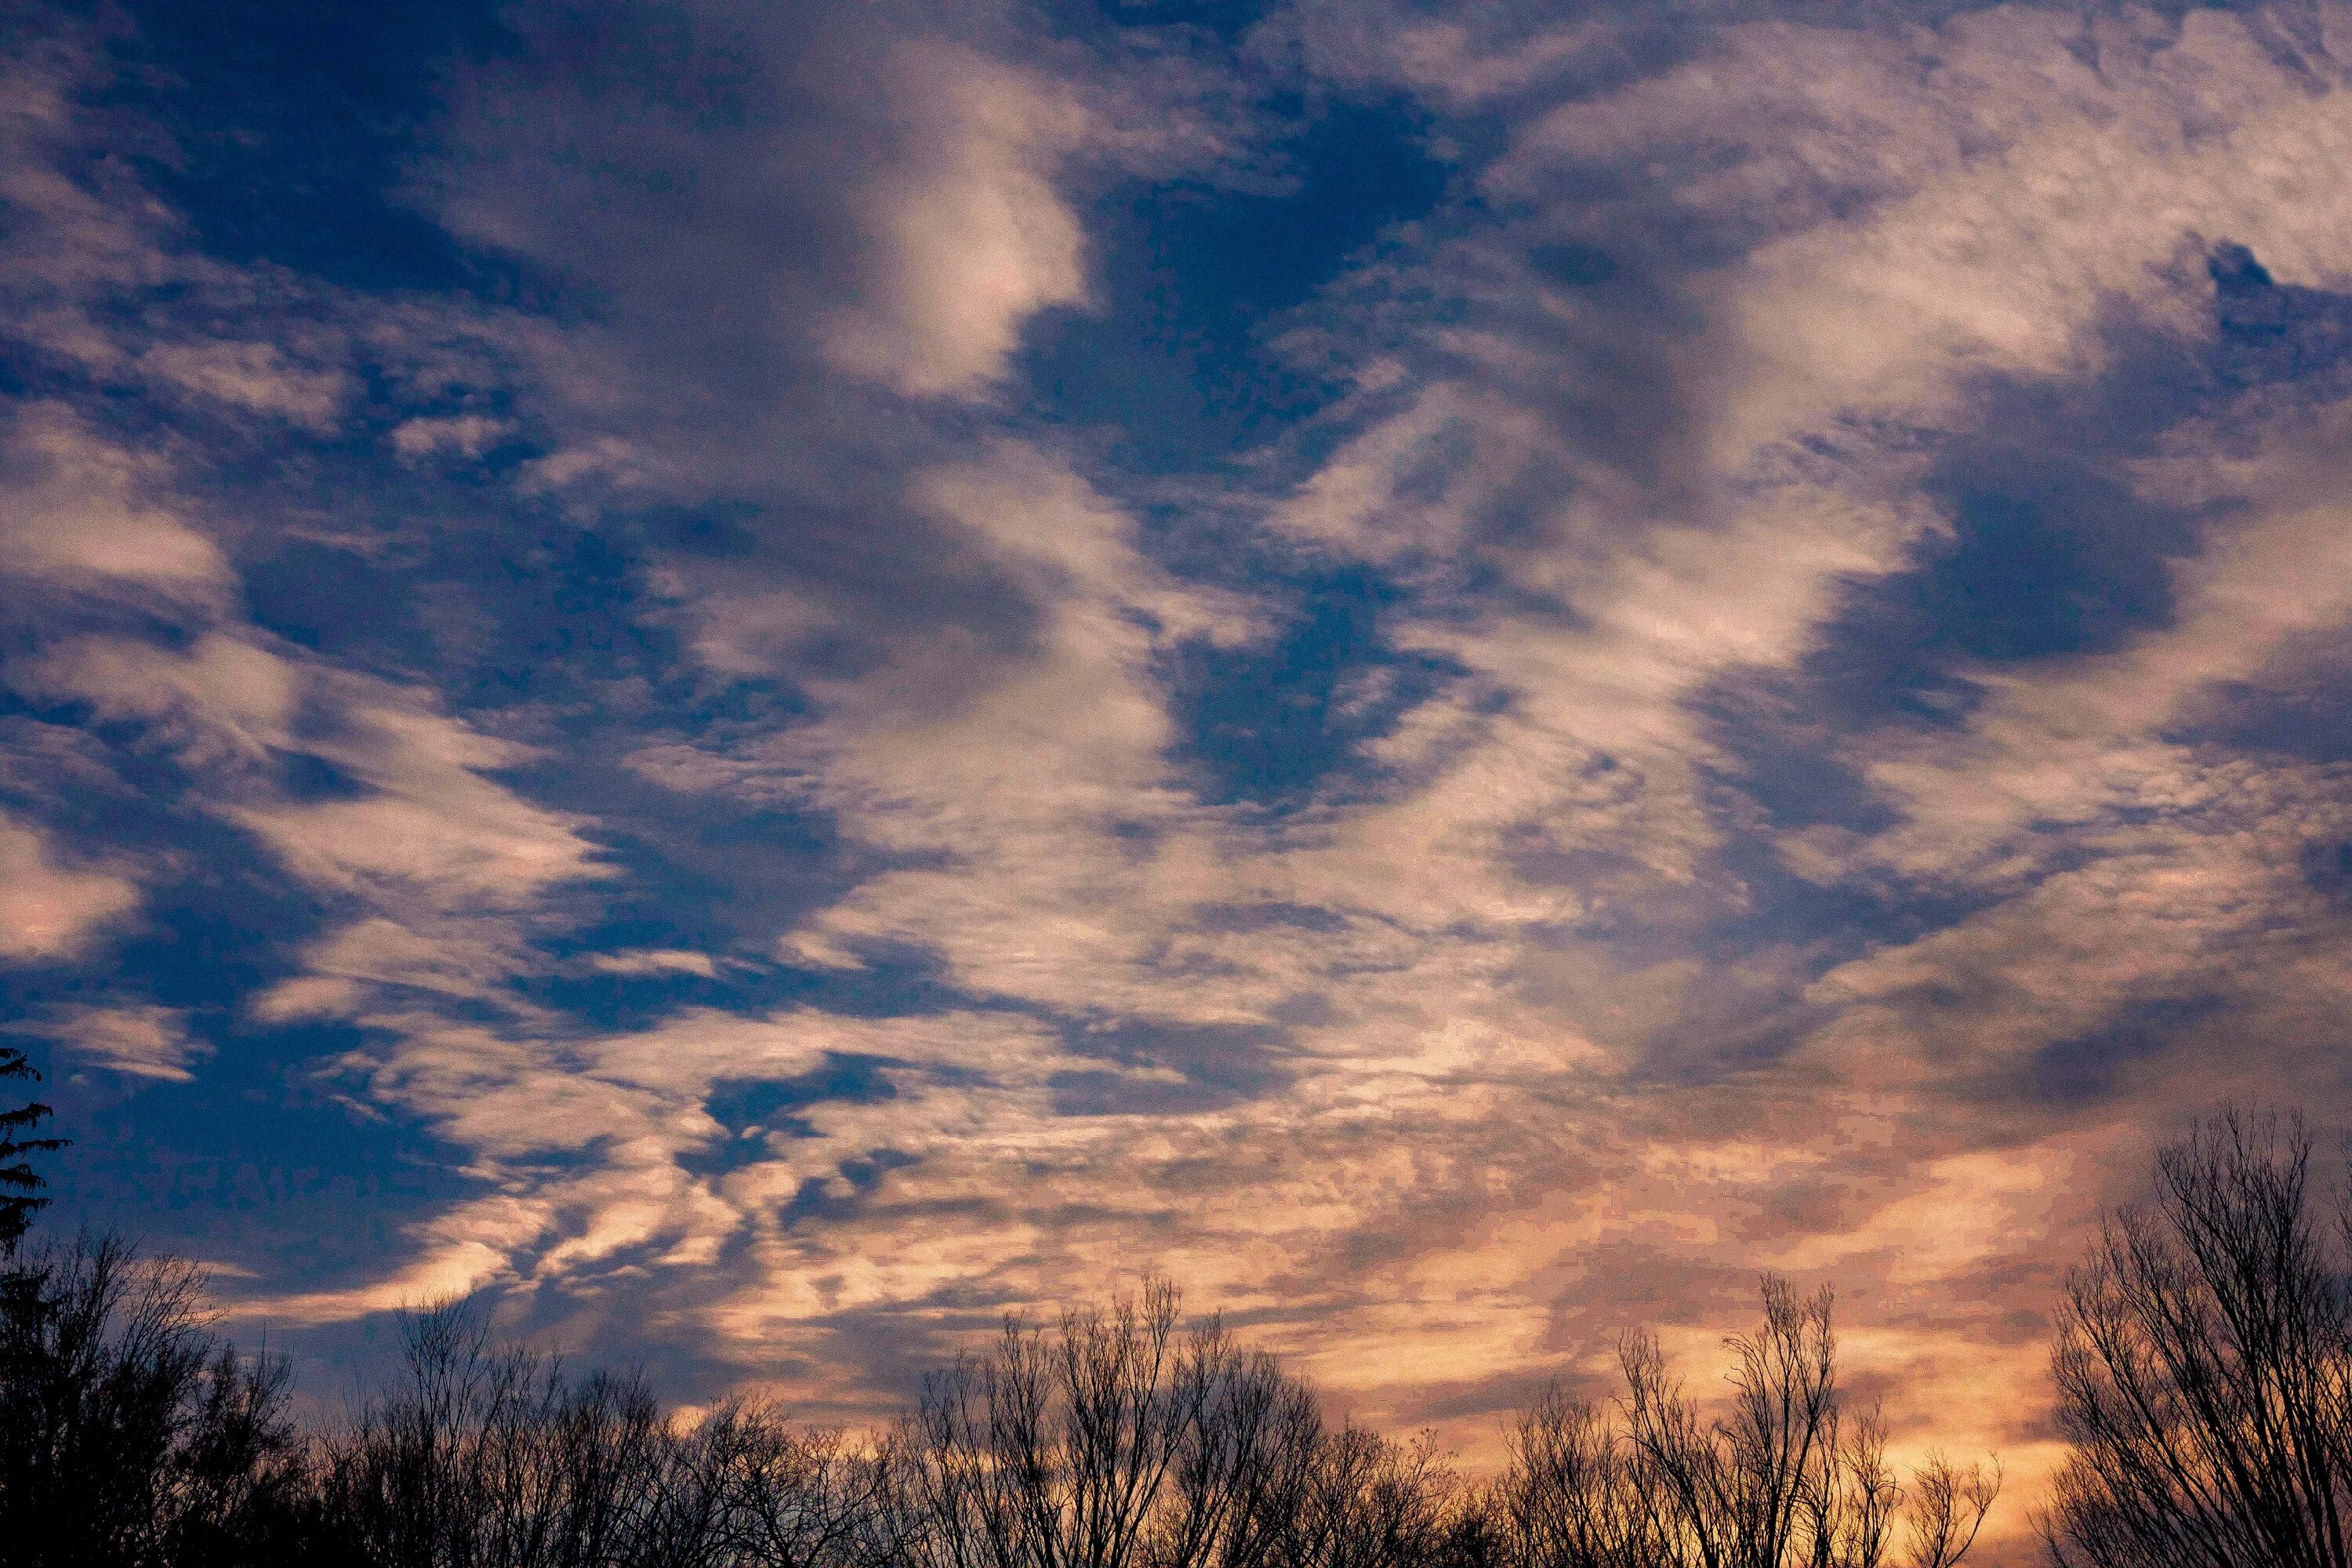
[0,1044,64,1255]
[0,1232,314,1567]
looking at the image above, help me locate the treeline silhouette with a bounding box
[5,1102,2351,1567]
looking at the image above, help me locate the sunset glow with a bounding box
[10,3,2352,1560]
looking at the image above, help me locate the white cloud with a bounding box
[1690,9,2352,470]
[140,339,348,430]
[0,404,232,599]
[34,1004,208,1081]
[817,42,1093,400]
[587,949,726,979]
[391,413,512,460]
[30,9,2352,1548]
[529,16,2352,1495]
[0,808,137,962]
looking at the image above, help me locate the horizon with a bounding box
[9,2,2352,1559]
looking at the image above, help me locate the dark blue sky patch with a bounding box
[1779,248,2350,742]
[227,463,706,706]
[241,539,409,659]
[0,770,350,1011]
[1626,993,1836,1086]
[107,0,528,299]
[1050,0,1284,42]
[527,956,767,1036]
[2183,633,2352,766]
[1018,100,1448,470]
[1501,835,1663,910]
[278,750,373,802]
[777,1147,921,1230]
[38,1009,481,1289]
[1169,566,1460,811]
[1695,673,1896,836]
[1530,242,1619,287]
[1687,827,1998,971]
[519,788,873,998]
[1189,899,1352,935]
[1795,332,2223,734]
[1911,459,2187,665]
[92,866,343,1011]
[1053,1015,1291,1115]
[1485,262,1700,502]
[2210,242,2352,391]
[524,891,992,1036]
[239,502,843,935]
[2297,835,2352,911]
[339,516,678,708]
[2022,995,2227,1106]
[704,1054,895,1139]
[1,697,185,832]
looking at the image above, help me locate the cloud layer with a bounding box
[11,3,2352,1555]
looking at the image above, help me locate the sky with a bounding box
[7,0,2352,1549]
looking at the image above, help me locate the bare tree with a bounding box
[890,1279,1214,1568]
[1903,1456,1998,1568]
[322,1300,670,1568]
[1497,1278,1995,1568]
[1494,1385,1664,1568]
[321,1301,902,1568]
[0,1241,2017,1568]
[2042,1105,2352,1568]
[680,1402,888,1568]
[0,1230,314,1566]
[883,1278,1455,1568]
[1273,1425,1464,1568]
[1151,1327,1323,1568]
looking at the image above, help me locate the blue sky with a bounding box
[8,0,2352,1541]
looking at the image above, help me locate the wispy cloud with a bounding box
[29,1004,209,1082]
[14,5,2352,1550]
[0,808,138,962]
[815,42,1094,400]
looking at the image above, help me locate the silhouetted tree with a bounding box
[887,1278,1229,1568]
[878,1278,1475,1568]
[1494,1277,1996,1568]
[0,1228,2025,1566]
[318,1299,895,1568]
[1276,1425,1467,1568]
[677,1401,888,1568]
[2042,1105,2352,1568]
[0,1044,64,1254]
[0,1231,314,1566]
[321,1300,670,1567]
[1494,1385,1664,1568]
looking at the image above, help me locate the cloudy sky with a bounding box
[9,0,2352,1545]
